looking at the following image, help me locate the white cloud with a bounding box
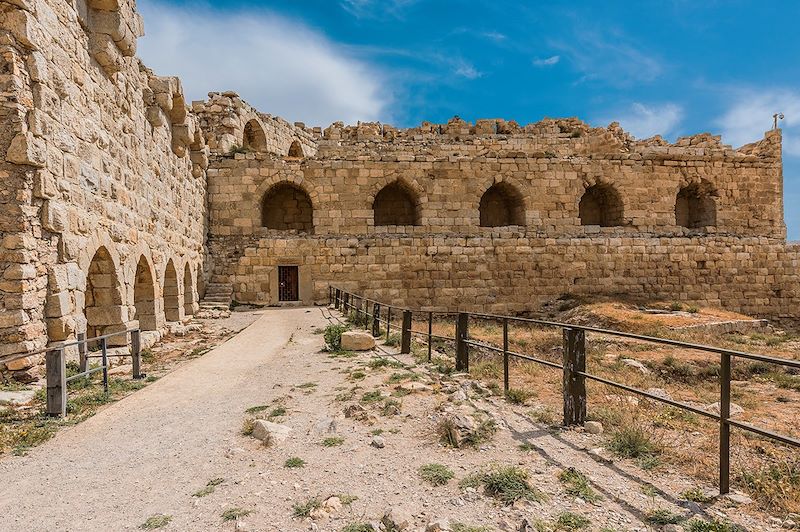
[137,1,388,126]
[533,55,560,67]
[551,30,662,86]
[717,88,800,154]
[340,0,418,19]
[453,60,482,80]
[607,102,683,139]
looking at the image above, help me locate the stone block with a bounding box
[340,331,376,351]
[6,132,46,167]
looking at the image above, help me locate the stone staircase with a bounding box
[200,282,233,309]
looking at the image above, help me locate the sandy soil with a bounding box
[0,307,781,531]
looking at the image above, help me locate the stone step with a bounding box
[203,295,232,303]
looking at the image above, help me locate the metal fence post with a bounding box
[78,332,87,373]
[344,293,350,315]
[720,352,731,494]
[101,337,109,395]
[335,289,341,309]
[364,299,370,330]
[427,311,433,362]
[503,318,510,393]
[562,328,586,426]
[455,312,469,372]
[401,310,412,354]
[386,307,392,340]
[46,347,66,417]
[372,303,381,337]
[131,329,142,379]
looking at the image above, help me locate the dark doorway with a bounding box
[278,266,299,302]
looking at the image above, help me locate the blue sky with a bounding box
[138,0,800,239]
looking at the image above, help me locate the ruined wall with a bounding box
[0,0,207,378]
[206,117,798,320]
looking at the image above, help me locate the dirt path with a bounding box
[0,307,774,532]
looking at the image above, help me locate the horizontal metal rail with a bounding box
[329,285,800,498]
[65,365,105,383]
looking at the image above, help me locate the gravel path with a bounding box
[0,307,773,532]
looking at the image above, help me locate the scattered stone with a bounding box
[663,525,682,532]
[322,496,342,513]
[621,358,650,373]
[370,435,386,448]
[426,518,451,531]
[397,382,430,393]
[449,389,467,402]
[344,404,368,420]
[381,508,411,530]
[0,389,36,405]
[234,520,250,531]
[705,401,745,417]
[251,420,292,443]
[584,421,603,434]
[313,417,337,435]
[645,387,673,401]
[725,492,753,505]
[341,331,376,351]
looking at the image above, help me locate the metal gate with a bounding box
[278,266,299,301]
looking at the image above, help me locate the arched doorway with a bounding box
[261,182,314,233]
[133,256,157,331]
[243,119,267,151]
[373,181,420,226]
[183,262,194,317]
[479,183,526,227]
[164,260,180,322]
[84,247,124,339]
[676,181,717,228]
[579,184,625,226]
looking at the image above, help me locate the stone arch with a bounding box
[84,246,125,339]
[372,179,423,226]
[579,183,625,227]
[242,119,267,151]
[133,255,157,331]
[288,140,304,157]
[163,259,180,322]
[479,182,526,227]
[261,181,314,233]
[183,261,194,317]
[676,179,717,229]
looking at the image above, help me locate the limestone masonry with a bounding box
[1,0,798,379]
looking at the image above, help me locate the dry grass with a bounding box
[411,304,800,515]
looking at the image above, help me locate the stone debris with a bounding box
[621,358,650,373]
[381,508,411,530]
[0,389,36,406]
[251,420,292,444]
[370,435,386,448]
[425,519,451,531]
[340,331,377,351]
[312,417,337,435]
[584,421,603,434]
[705,401,745,417]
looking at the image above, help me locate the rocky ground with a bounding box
[0,306,789,531]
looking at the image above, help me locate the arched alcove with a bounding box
[288,140,304,157]
[373,181,420,226]
[261,182,314,233]
[183,262,194,317]
[164,260,180,322]
[676,181,717,229]
[243,119,267,151]
[84,247,124,339]
[579,184,625,227]
[133,256,157,331]
[479,183,526,227]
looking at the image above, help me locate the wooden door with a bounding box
[278,266,299,301]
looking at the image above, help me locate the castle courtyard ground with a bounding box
[0,308,781,531]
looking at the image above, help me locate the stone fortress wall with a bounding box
[204,117,799,321]
[0,0,210,380]
[1,0,798,381]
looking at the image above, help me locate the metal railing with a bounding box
[329,286,800,495]
[41,329,144,417]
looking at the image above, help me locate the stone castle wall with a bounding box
[0,0,208,379]
[205,118,798,320]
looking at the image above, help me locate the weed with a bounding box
[381,398,401,416]
[462,419,496,447]
[221,507,251,521]
[645,508,685,525]
[687,305,699,313]
[324,324,348,351]
[361,390,383,404]
[193,477,224,497]
[738,459,800,512]
[386,372,418,384]
[284,457,306,468]
[685,518,745,532]
[349,370,366,380]
[292,498,321,518]
[296,382,317,389]
[530,407,557,425]
[558,467,600,502]
[681,487,713,503]
[267,407,287,419]
[384,333,401,347]
[336,389,357,401]
[462,465,545,505]
[140,514,172,529]
[368,357,404,370]
[241,418,255,436]
[341,524,374,532]
[228,144,250,155]
[607,425,660,461]
[321,436,344,447]
[419,463,455,486]
[337,494,358,505]
[670,302,684,311]
[245,405,269,414]
[371,429,384,436]
[519,442,535,452]
[505,387,532,405]
[555,512,590,530]
[437,418,459,447]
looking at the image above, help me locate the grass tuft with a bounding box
[419,463,455,486]
[321,436,344,447]
[140,515,172,529]
[505,387,533,405]
[558,467,600,502]
[645,508,685,525]
[221,507,251,521]
[555,512,590,530]
[461,465,545,505]
[284,457,306,468]
[292,497,321,518]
